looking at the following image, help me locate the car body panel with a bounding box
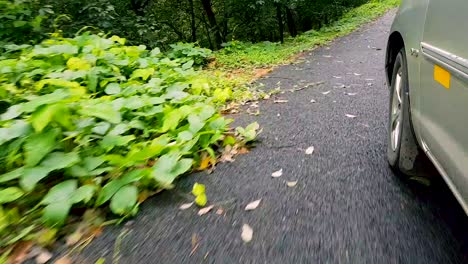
[388,0,468,214]
[419,0,468,213]
[388,0,429,138]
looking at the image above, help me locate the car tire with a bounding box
[387,49,428,177]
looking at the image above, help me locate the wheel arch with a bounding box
[385,31,405,88]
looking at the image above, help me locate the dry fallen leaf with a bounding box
[305,146,315,155]
[199,156,216,170]
[346,114,357,118]
[271,169,283,178]
[54,256,72,264]
[321,91,331,95]
[287,181,298,187]
[179,202,194,210]
[274,99,288,103]
[237,147,250,155]
[198,205,214,216]
[216,208,224,215]
[245,199,261,211]
[8,241,32,264]
[241,224,253,243]
[35,250,53,264]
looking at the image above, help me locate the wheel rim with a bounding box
[390,70,403,151]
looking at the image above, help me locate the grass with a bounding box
[212,0,399,77]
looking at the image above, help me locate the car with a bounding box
[385,0,468,214]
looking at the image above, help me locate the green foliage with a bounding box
[167,43,213,67]
[0,0,54,48]
[215,0,399,69]
[0,32,259,247]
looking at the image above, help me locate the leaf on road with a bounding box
[216,208,224,215]
[198,205,214,216]
[180,202,194,210]
[54,256,72,264]
[321,91,331,95]
[245,199,261,211]
[346,114,357,118]
[271,169,283,178]
[35,250,53,264]
[305,146,315,155]
[8,241,32,264]
[274,99,288,103]
[195,193,207,207]
[287,181,298,187]
[241,224,253,243]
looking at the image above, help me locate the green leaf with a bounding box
[70,185,96,204]
[195,193,207,207]
[31,104,57,132]
[22,90,69,113]
[83,156,105,171]
[161,109,182,132]
[130,68,154,80]
[173,158,193,176]
[152,154,193,188]
[41,180,77,205]
[20,167,51,192]
[0,167,24,183]
[95,170,144,206]
[105,83,121,95]
[178,131,193,141]
[41,152,80,171]
[192,183,206,196]
[13,21,27,27]
[0,120,31,145]
[0,187,24,204]
[24,129,58,167]
[100,135,136,150]
[188,114,204,134]
[1,105,23,121]
[80,102,121,124]
[109,185,138,215]
[223,136,236,146]
[42,202,72,227]
[67,57,91,70]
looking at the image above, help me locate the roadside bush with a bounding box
[0,0,54,48]
[0,33,257,247]
[167,42,213,67]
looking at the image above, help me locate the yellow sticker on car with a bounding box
[434,65,451,89]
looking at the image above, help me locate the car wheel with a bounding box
[386,49,427,177]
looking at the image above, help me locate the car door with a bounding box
[419,0,468,208]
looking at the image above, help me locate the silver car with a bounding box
[385,0,468,214]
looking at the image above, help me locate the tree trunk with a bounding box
[275,3,284,43]
[200,0,222,49]
[188,0,197,42]
[286,7,297,37]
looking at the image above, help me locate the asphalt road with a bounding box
[76,11,468,264]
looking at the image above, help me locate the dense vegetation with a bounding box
[3,0,374,50]
[0,0,398,259]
